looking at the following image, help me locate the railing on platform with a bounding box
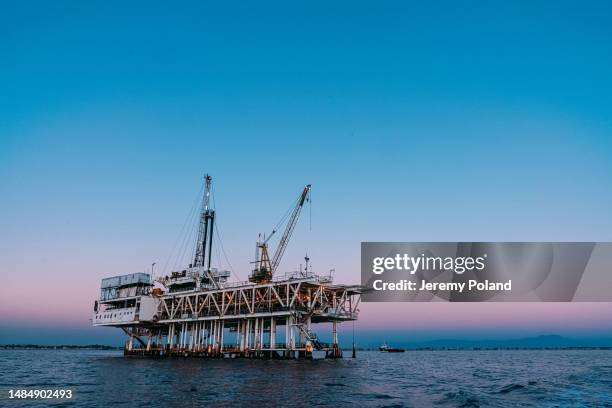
[279,270,333,282]
[218,271,334,290]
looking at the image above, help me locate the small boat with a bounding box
[379,342,405,353]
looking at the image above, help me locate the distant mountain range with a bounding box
[404,335,612,349]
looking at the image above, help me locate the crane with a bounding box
[250,184,311,283]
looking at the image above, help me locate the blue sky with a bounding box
[1,1,612,345]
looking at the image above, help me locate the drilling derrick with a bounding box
[193,175,218,287]
[194,174,213,269]
[250,184,311,283]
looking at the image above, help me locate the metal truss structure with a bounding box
[94,272,360,359]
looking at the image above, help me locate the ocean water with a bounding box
[1,349,611,407]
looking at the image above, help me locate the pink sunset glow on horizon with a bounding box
[2,237,612,338]
[3,273,612,338]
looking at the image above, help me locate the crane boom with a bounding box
[270,184,311,275]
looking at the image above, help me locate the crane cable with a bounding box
[161,183,203,276]
[269,194,300,242]
[210,184,241,282]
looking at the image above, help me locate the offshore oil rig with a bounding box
[93,176,361,359]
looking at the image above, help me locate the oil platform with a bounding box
[93,176,361,359]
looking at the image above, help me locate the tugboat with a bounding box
[379,342,405,353]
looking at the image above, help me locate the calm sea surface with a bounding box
[1,349,611,407]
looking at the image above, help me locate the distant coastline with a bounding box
[2,335,610,351]
[358,346,612,351]
[0,344,121,350]
[2,345,611,351]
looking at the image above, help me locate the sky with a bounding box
[1,1,612,346]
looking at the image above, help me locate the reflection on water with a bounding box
[1,349,612,407]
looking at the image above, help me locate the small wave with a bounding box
[472,370,488,379]
[373,393,395,399]
[498,383,525,394]
[439,391,480,407]
[324,382,346,387]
